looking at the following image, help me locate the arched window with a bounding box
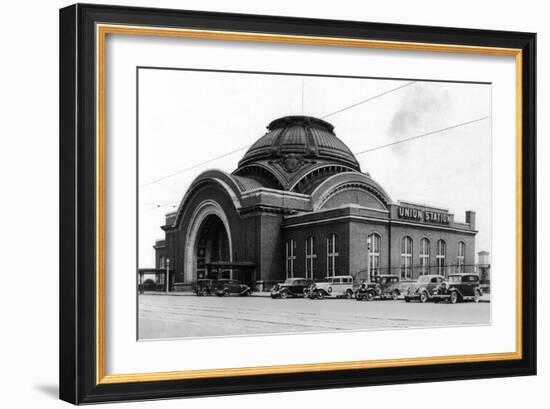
[436,239,446,276]
[285,239,296,278]
[457,241,465,273]
[368,233,381,277]
[400,236,413,280]
[326,234,339,277]
[305,236,316,279]
[419,238,430,275]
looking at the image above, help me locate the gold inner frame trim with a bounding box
[95,23,523,385]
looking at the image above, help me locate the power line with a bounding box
[354,116,490,156]
[321,81,416,119]
[139,144,251,188]
[139,83,480,189]
[140,82,414,188]
[142,116,490,209]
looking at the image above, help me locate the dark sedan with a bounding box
[404,275,445,303]
[215,279,251,297]
[432,274,483,303]
[355,275,403,301]
[271,278,313,299]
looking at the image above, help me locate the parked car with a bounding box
[432,274,482,303]
[404,275,445,303]
[215,279,251,297]
[307,275,355,299]
[355,275,402,301]
[193,279,216,296]
[271,278,313,299]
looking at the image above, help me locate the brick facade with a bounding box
[152,116,477,287]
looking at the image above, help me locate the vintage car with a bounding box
[214,279,251,297]
[193,279,216,296]
[271,278,313,299]
[355,275,402,301]
[404,275,445,303]
[307,275,355,299]
[432,274,482,303]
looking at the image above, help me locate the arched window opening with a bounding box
[401,236,413,280]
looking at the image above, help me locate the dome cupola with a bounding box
[238,116,360,171]
[233,116,361,193]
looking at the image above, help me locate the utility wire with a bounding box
[139,144,251,188]
[321,81,416,119]
[140,81,414,189]
[354,116,490,156]
[144,116,490,209]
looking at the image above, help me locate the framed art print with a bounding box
[59,4,536,404]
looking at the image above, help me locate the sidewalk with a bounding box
[141,291,273,297]
[141,291,490,302]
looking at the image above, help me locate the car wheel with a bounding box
[473,290,480,303]
[392,290,400,300]
[419,291,428,303]
[405,297,410,302]
[365,291,375,301]
[345,289,353,299]
[223,289,230,297]
[316,291,325,300]
[450,291,459,304]
[280,289,289,299]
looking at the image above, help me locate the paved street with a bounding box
[138,294,490,339]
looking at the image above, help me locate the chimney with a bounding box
[466,210,476,230]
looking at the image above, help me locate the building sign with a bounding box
[398,206,450,224]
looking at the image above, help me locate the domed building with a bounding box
[153,116,477,290]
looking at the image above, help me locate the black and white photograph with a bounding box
[137,68,492,340]
[0,0,543,406]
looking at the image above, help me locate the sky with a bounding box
[138,68,491,268]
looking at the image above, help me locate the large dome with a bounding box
[238,116,360,170]
[233,116,362,193]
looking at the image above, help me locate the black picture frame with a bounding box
[59,3,536,404]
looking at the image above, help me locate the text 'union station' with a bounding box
[152,115,477,290]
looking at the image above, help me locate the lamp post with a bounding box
[166,258,170,293]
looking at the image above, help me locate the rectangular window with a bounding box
[286,239,296,278]
[305,237,316,279]
[326,234,339,277]
[457,241,465,273]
